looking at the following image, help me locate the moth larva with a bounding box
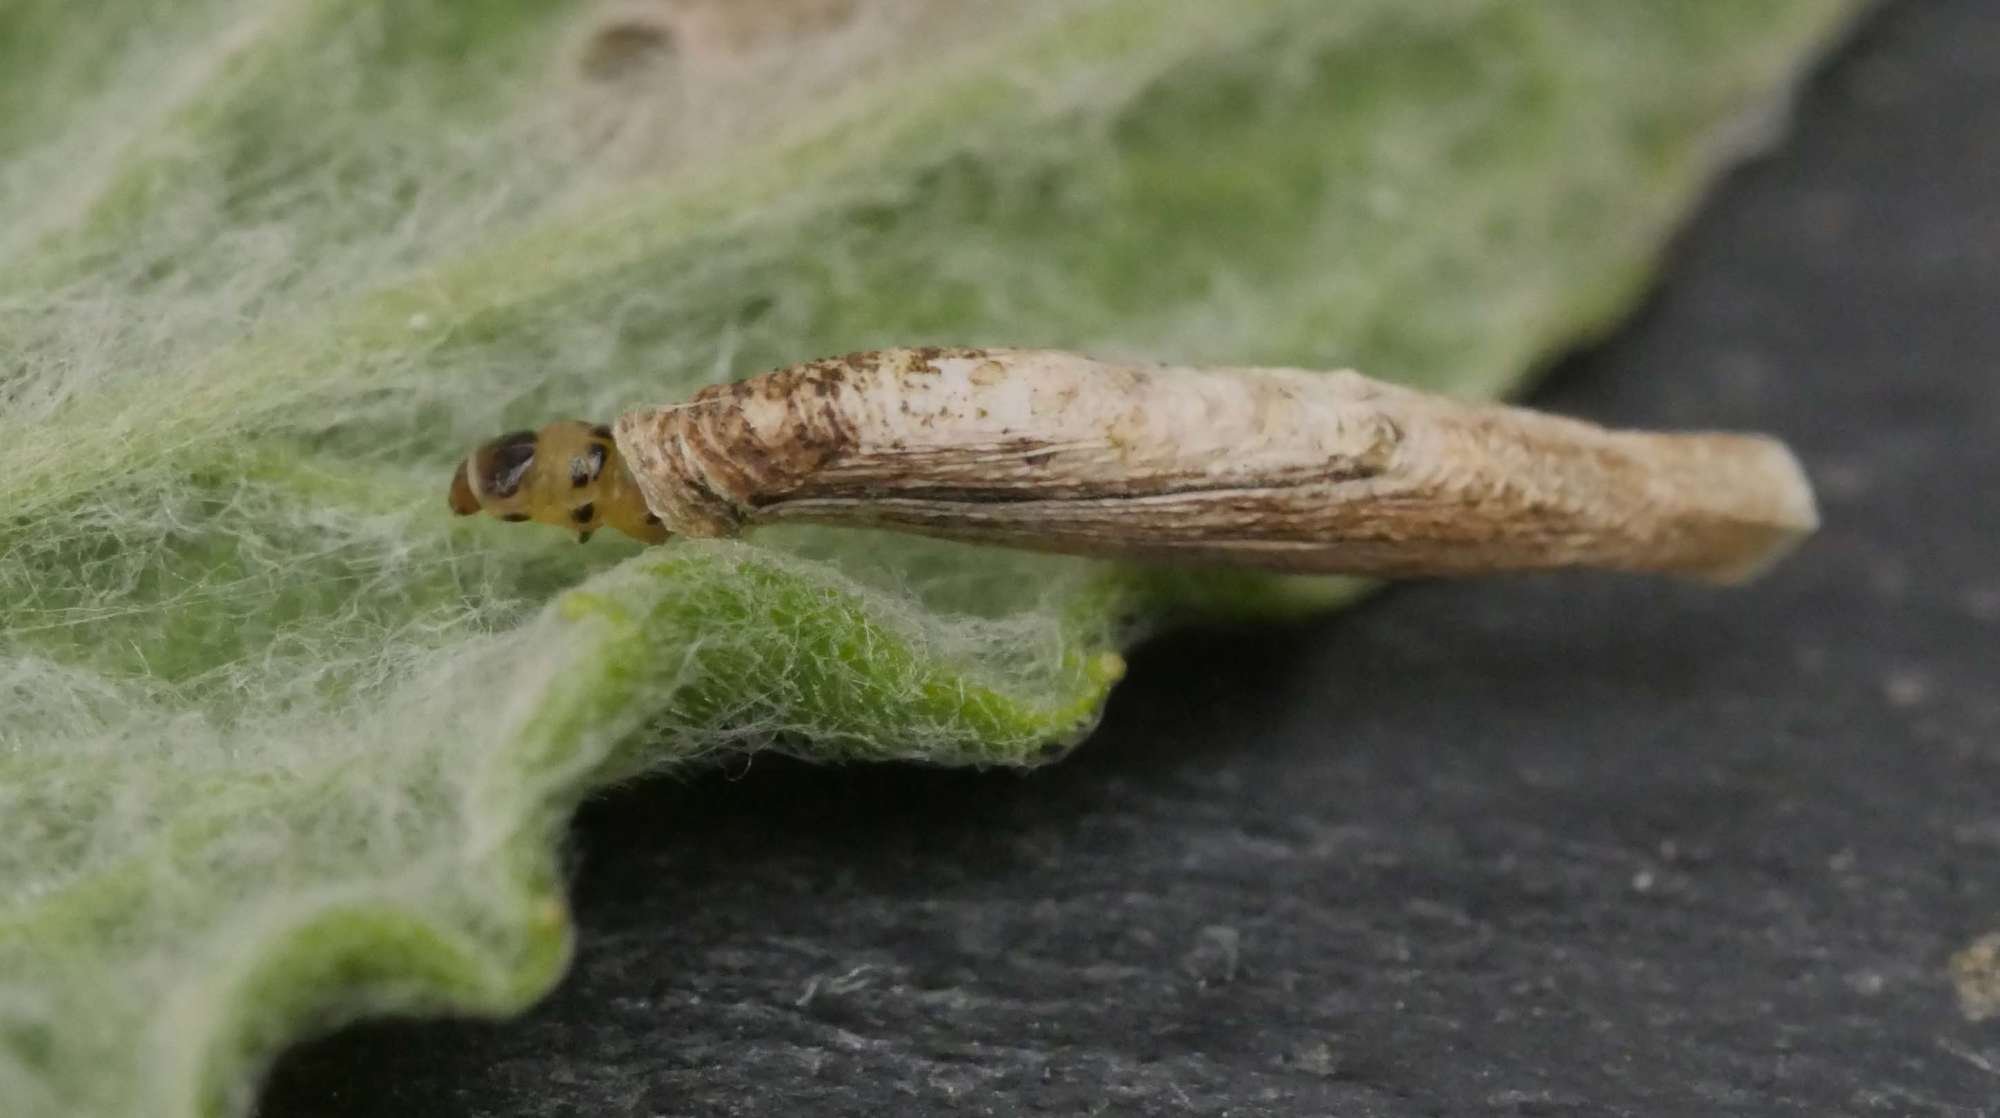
[450,348,1818,583]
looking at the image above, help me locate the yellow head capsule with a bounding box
[449,420,669,545]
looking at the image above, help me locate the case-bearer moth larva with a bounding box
[450,347,1818,583]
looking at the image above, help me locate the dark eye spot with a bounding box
[570,444,606,488]
[571,502,595,525]
[501,513,531,523]
[644,512,661,525]
[591,424,613,440]
[480,430,538,499]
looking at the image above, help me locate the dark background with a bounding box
[263,2,2000,1114]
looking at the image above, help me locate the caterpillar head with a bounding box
[448,420,669,545]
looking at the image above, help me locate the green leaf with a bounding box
[0,2,1862,1114]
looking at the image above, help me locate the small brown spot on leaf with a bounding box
[579,14,676,81]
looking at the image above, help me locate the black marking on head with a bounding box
[591,424,613,440]
[501,513,531,523]
[571,502,595,525]
[570,444,606,488]
[482,430,538,499]
[644,512,662,525]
